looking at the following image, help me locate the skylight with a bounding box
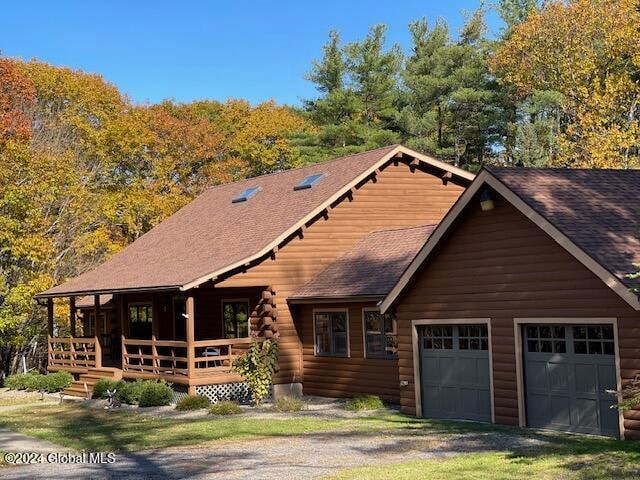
[232,186,261,203]
[294,173,326,191]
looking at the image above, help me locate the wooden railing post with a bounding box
[186,295,195,394]
[151,335,159,374]
[94,336,102,369]
[121,335,127,371]
[69,337,76,368]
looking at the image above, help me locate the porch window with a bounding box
[223,301,249,338]
[363,310,397,359]
[128,304,153,339]
[314,311,348,357]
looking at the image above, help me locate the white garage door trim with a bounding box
[411,318,494,422]
[513,317,623,439]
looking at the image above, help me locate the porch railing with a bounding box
[121,336,258,378]
[48,336,101,370]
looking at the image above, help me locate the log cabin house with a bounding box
[36,145,473,400]
[37,145,640,440]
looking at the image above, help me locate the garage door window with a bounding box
[422,326,453,349]
[573,325,614,355]
[525,325,566,353]
[458,325,488,350]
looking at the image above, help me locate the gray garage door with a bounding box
[419,324,491,422]
[523,324,619,437]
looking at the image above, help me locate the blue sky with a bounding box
[0,0,501,106]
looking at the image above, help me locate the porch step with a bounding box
[62,368,123,398]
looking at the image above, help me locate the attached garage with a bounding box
[418,323,491,422]
[521,323,620,437]
[381,168,640,439]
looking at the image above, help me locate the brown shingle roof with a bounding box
[291,224,437,300]
[489,167,640,289]
[39,145,472,297]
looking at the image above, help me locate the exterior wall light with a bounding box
[480,189,495,211]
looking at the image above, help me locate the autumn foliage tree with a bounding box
[0,57,308,375]
[490,0,640,168]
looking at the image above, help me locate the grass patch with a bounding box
[345,395,384,411]
[0,404,428,452]
[273,395,305,412]
[208,400,242,415]
[175,395,210,411]
[0,392,54,407]
[327,432,640,480]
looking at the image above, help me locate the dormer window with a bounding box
[232,186,260,203]
[294,173,326,191]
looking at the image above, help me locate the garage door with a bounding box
[523,324,619,437]
[419,324,491,422]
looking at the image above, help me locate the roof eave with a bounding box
[287,294,385,304]
[35,284,182,299]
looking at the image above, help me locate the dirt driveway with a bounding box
[2,426,544,480]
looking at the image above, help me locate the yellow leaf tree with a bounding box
[490,0,640,168]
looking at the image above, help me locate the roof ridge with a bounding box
[204,144,401,192]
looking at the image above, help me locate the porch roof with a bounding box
[37,145,473,298]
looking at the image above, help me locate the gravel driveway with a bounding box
[2,425,545,479]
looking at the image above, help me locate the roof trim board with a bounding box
[287,295,384,304]
[179,145,474,292]
[380,169,640,313]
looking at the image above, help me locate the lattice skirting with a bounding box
[195,382,272,404]
[172,385,189,404]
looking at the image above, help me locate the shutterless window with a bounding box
[314,311,348,357]
[223,301,250,339]
[294,173,326,191]
[128,304,152,339]
[232,186,260,203]
[363,310,397,358]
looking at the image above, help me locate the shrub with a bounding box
[117,380,145,405]
[41,371,73,392]
[232,334,279,405]
[175,395,210,411]
[138,380,173,407]
[5,373,38,390]
[345,395,385,411]
[92,379,120,399]
[273,395,305,412]
[209,400,242,415]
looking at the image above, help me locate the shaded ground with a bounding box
[1,426,545,479]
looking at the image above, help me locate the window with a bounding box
[458,325,489,351]
[525,325,566,353]
[422,326,454,350]
[232,186,260,203]
[363,310,397,358]
[573,325,614,355]
[314,311,348,357]
[223,301,249,339]
[128,304,152,339]
[294,173,326,191]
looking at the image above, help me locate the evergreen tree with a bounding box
[400,10,503,169]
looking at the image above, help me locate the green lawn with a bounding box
[0,404,426,452]
[1,403,639,480]
[328,436,640,480]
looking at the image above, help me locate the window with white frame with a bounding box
[363,310,397,358]
[314,311,348,357]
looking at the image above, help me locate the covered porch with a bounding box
[44,284,277,393]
